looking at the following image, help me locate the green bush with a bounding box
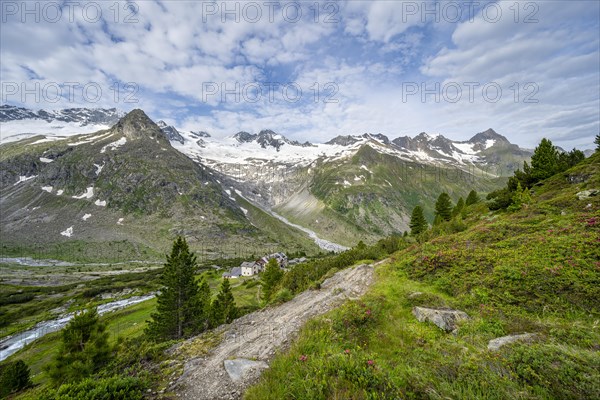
[271,288,293,304]
[39,376,146,400]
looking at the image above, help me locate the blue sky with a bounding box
[1,0,598,149]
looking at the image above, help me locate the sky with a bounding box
[1,0,599,149]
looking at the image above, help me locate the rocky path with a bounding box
[173,262,376,399]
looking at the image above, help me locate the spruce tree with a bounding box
[409,205,427,235]
[452,197,465,217]
[147,236,202,340]
[434,193,453,222]
[530,138,559,181]
[196,278,212,332]
[465,190,479,206]
[0,360,32,396]
[211,278,237,326]
[47,308,110,385]
[595,134,600,152]
[261,258,284,302]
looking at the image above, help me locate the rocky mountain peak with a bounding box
[469,128,509,144]
[233,131,257,143]
[113,109,168,143]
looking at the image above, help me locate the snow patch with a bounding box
[39,157,53,163]
[60,226,73,237]
[485,139,496,149]
[100,137,127,153]
[72,186,94,199]
[14,175,37,185]
[240,207,248,215]
[117,218,124,225]
[453,142,477,155]
[56,189,64,196]
[94,163,105,175]
[82,214,92,221]
[95,199,107,207]
[41,186,53,193]
[360,165,372,173]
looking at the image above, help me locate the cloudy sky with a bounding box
[1,0,598,149]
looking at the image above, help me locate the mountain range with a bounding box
[0,106,541,259]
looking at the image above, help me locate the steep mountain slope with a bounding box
[0,110,321,261]
[169,127,515,245]
[1,106,532,248]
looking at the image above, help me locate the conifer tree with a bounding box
[452,197,465,217]
[530,138,559,181]
[196,278,212,332]
[211,278,237,326]
[595,134,600,152]
[261,258,284,302]
[434,193,453,222]
[465,190,480,206]
[147,236,202,340]
[47,308,110,385]
[0,360,32,396]
[409,205,427,235]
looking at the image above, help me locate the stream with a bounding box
[268,210,349,253]
[0,293,156,362]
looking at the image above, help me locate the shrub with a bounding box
[39,376,146,400]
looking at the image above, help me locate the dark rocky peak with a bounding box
[233,131,257,143]
[469,128,509,144]
[190,131,211,138]
[156,120,185,145]
[112,109,167,143]
[325,135,361,146]
[361,133,390,145]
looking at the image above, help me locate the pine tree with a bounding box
[261,258,284,302]
[0,360,32,396]
[595,134,600,152]
[47,308,110,385]
[196,278,212,332]
[434,193,453,222]
[146,236,202,340]
[465,190,479,206]
[409,205,427,235]
[530,138,559,181]
[452,197,465,217]
[211,278,237,326]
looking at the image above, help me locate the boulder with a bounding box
[412,307,469,332]
[576,189,599,200]
[223,358,269,382]
[488,333,537,351]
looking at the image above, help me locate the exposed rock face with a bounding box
[488,333,537,351]
[157,120,185,144]
[412,307,469,332]
[224,359,269,382]
[576,189,599,200]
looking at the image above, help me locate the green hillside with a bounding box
[277,144,506,246]
[246,153,600,399]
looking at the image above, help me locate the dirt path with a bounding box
[173,263,376,400]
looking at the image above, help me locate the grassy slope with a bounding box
[3,268,260,391]
[286,145,506,244]
[245,154,600,399]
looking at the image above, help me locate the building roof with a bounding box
[240,261,255,269]
[230,267,242,276]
